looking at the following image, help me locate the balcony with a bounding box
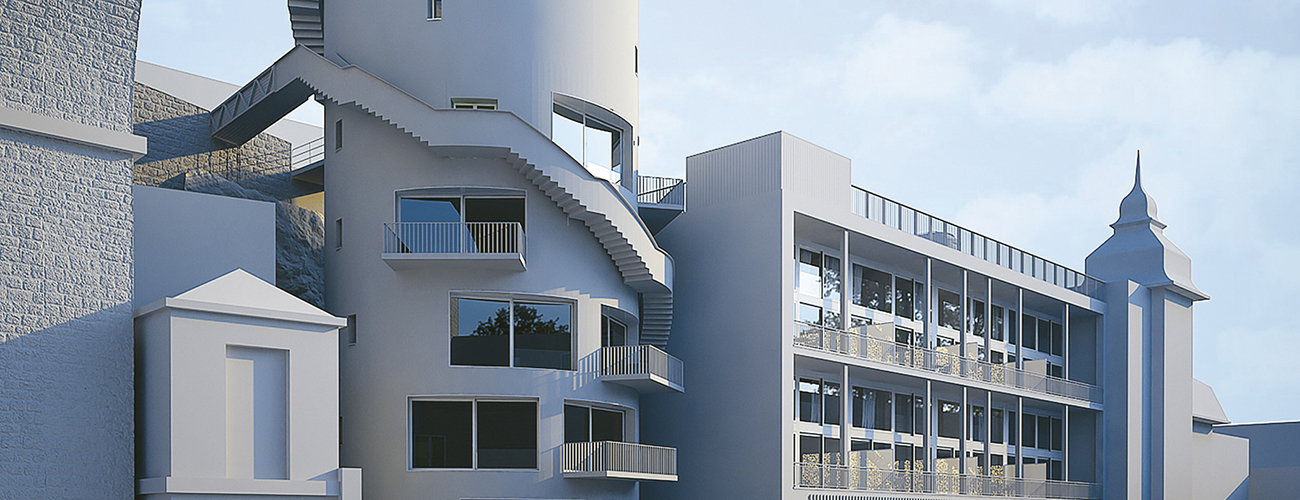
[795,463,1099,499]
[563,441,678,482]
[596,345,685,393]
[637,175,685,234]
[381,222,525,271]
[793,321,1102,404]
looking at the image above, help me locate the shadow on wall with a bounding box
[0,304,135,500]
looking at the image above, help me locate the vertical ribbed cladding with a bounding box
[288,0,324,55]
[320,0,638,137]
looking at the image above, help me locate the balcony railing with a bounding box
[597,345,685,393]
[638,175,685,206]
[793,321,1102,404]
[383,222,524,254]
[563,441,678,481]
[795,463,1099,499]
[852,187,1104,300]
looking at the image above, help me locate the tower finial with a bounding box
[1135,150,1142,187]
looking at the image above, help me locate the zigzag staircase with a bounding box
[209,46,674,346]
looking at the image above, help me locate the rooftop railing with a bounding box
[563,441,678,481]
[795,463,1100,499]
[638,175,685,206]
[851,187,1104,299]
[291,137,324,170]
[383,222,524,255]
[794,321,1103,404]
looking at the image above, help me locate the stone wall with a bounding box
[0,2,140,499]
[133,82,292,200]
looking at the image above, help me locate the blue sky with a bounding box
[138,0,1300,423]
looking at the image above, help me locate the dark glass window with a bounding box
[852,387,891,430]
[452,298,510,367]
[799,379,821,423]
[895,277,914,318]
[895,394,913,434]
[1050,417,1063,451]
[412,401,472,468]
[798,303,823,325]
[1008,310,1018,345]
[992,305,1005,341]
[969,299,986,338]
[564,404,590,443]
[969,405,985,441]
[824,382,841,425]
[1038,415,1051,450]
[1050,459,1063,481]
[564,405,624,443]
[854,265,893,313]
[895,327,916,346]
[1022,413,1036,448]
[1038,318,1051,354]
[1049,363,1063,378]
[914,281,926,321]
[895,443,914,470]
[938,400,962,438]
[513,302,572,370]
[602,316,627,347]
[915,396,925,435]
[1008,410,1017,446]
[991,409,1004,444]
[799,434,822,464]
[1022,314,1037,350]
[991,351,1004,364]
[823,256,842,301]
[1051,322,1064,357]
[477,401,537,468]
[939,290,961,330]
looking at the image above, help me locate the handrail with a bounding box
[563,441,677,477]
[794,462,1100,499]
[637,175,685,206]
[383,222,525,255]
[598,345,684,388]
[851,187,1104,299]
[793,321,1103,404]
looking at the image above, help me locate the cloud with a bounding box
[987,0,1117,24]
[842,15,982,103]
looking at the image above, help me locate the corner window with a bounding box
[551,95,632,188]
[411,399,537,469]
[451,98,497,110]
[451,296,572,370]
[565,403,625,443]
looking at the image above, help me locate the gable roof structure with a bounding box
[134,268,346,328]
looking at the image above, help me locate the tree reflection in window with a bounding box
[452,297,572,370]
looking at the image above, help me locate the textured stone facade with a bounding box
[0,0,141,133]
[133,82,292,200]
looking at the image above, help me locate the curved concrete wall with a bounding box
[323,0,639,139]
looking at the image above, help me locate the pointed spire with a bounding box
[1115,149,1162,228]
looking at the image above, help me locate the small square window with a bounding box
[451,98,497,110]
[429,0,443,20]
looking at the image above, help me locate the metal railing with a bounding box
[598,345,685,388]
[793,321,1102,404]
[795,463,1100,499]
[291,137,324,170]
[383,222,524,255]
[563,441,677,478]
[851,187,1104,299]
[638,175,685,206]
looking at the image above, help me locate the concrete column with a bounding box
[985,390,992,475]
[1016,396,1024,479]
[925,258,933,349]
[926,380,934,472]
[841,230,850,329]
[960,270,968,358]
[1016,288,1024,371]
[1063,303,1070,381]
[985,278,992,360]
[842,364,851,465]
[1064,407,1070,482]
[960,386,968,475]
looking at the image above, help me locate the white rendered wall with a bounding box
[325,103,646,500]
[133,185,276,307]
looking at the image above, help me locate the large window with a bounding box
[854,264,892,313]
[797,249,822,297]
[852,387,891,431]
[968,299,986,338]
[799,378,822,423]
[451,296,572,370]
[552,99,627,186]
[894,277,914,319]
[396,192,525,254]
[992,305,1005,341]
[602,316,627,347]
[565,404,624,443]
[938,290,961,330]
[411,399,537,469]
[938,400,962,438]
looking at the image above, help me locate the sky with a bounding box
[137,0,1300,423]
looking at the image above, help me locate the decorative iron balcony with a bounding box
[563,441,678,482]
[597,345,684,393]
[793,321,1103,404]
[795,462,1100,499]
[381,222,525,271]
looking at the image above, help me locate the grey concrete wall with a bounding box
[1217,421,1300,500]
[132,185,276,307]
[325,102,646,500]
[133,82,292,200]
[1191,430,1249,500]
[0,2,140,498]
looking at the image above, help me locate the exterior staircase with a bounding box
[209,46,675,346]
[288,0,324,56]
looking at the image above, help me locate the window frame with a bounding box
[428,0,442,20]
[408,397,539,471]
[564,400,631,444]
[450,97,498,110]
[449,292,576,370]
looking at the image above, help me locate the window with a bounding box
[968,299,986,338]
[1038,318,1052,355]
[1008,410,1017,446]
[894,394,914,433]
[797,249,822,297]
[938,289,961,330]
[823,255,841,302]
[1022,313,1036,350]
[451,296,572,370]
[602,316,627,347]
[824,382,841,425]
[335,119,343,150]
[334,218,343,250]
[992,305,1004,341]
[894,277,914,319]
[938,400,962,438]
[799,378,822,423]
[1050,417,1063,451]
[990,351,1004,364]
[451,98,497,110]
[552,100,627,186]
[1008,310,1018,345]
[913,281,926,321]
[854,264,892,313]
[1049,363,1063,378]
[991,409,1004,443]
[411,399,537,469]
[852,387,891,431]
[397,191,525,254]
[1022,413,1036,448]
[1051,322,1064,357]
[428,0,442,19]
[798,303,823,326]
[969,405,985,441]
[1037,415,1051,449]
[895,327,919,347]
[565,404,624,443]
